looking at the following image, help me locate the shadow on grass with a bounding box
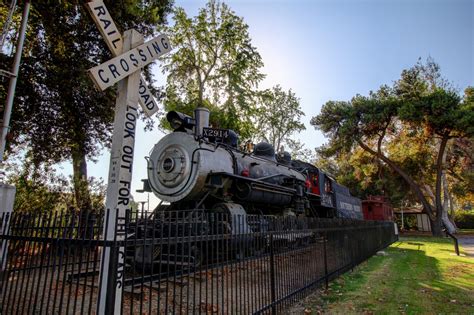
[287,238,473,314]
[386,240,473,312]
[406,242,425,250]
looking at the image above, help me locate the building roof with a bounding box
[393,206,426,215]
[362,195,389,203]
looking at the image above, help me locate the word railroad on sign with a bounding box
[85,1,172,314]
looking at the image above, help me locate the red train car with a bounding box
[362,195,393,221]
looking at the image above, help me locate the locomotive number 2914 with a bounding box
[203,127,229,139]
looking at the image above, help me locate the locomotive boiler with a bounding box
[146,107,309,216]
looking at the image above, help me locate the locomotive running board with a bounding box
[206,172,298,195]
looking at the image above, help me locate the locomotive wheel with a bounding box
[132,244,160,273]
[235,248,247,261]
[190,245,203,268]
[249,239,266,257]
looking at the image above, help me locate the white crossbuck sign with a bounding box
[85,1,172,314]
[87,0,171,117]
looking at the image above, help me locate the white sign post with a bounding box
[97,29,142,314]
[0,184,15,272]
[85,1,171,313]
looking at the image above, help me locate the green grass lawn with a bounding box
[298,236,474,314]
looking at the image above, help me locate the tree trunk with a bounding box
[71,147,92,214]
[423,184,443,236]
[440,139,457,233]
[430,215,443,236]
[423,184,449,236]
[434,137,449,235]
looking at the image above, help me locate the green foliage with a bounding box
[454,211,474,229]
[286,138,316,163]
[394,214,418,230]
[0,1,172,212]
[255,85,306,151]
[159,0,264,139]
[6,156,106,213]
[442,137,474,207]
[10,164,68,214]
[315,148,413,206]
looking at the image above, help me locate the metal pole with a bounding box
[401,208,404,230]
[269,233,276,315]
[323,232,328,290]
[0,0,31,162]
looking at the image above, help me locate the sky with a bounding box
[57,0,473,209]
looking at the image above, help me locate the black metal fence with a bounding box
[0,209,397,314]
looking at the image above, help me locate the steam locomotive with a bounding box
[139,107,362,219]
[131,108,363,268]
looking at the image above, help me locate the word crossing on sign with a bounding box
[88,34,171,91]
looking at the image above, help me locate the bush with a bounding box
[454,211,474,229]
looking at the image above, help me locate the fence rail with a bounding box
[0,210,398,314]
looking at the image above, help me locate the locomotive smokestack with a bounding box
[194,107,210,136]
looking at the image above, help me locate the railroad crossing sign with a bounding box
[86,0,170,117]
[85,1,172,314]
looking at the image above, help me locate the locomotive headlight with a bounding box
[166,111,195,131]
[170,118,183,130]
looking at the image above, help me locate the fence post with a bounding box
[269,233,276,315]
[104,244,119,313]
[323,232,328,290]
[0,184,15,272]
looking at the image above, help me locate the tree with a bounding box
[255,85,306,152]
[315,145,414,206]
[159,0,264,139]
[311,59,474,236]
[286,138,316,163]
[449,137,474,210]
[5,154,106,214]
[0,1,172,212]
